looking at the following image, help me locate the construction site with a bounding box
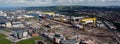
[36,12,118,44]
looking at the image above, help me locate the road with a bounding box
[102,21,120,44]
[91,15,120,43]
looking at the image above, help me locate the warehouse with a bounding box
[12,22,24,28]
[12,30,28,39]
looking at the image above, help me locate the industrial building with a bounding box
[46,24,62,29]
[23,15,34,18]
[53,33,66,44]
[38,12,55,19]
[96,21,105,28]
[72,24,84,29]
[41,12,55,16]
[0,16,6,21]
[60,39,79,44]
[6,22,12,28]
[0,21,6,27]
[12,22,24,28]
[0,11,7,17]
[16,15,23,19]
[12,30,28,39]
[70,16,84,22]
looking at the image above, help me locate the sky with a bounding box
[0,0,120,7]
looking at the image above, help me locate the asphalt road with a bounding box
[102,21,120,44]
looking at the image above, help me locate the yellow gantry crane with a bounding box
[81,17,97,27]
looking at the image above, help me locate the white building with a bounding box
[74,24,84,29]
[16,15,23,19]
[12,22,24,28]
[13,30,28,39]
[23,31,28,37]
[23,15,34,18]
[6,22,12,28]
[69,16,85,24]
[0,11,7,17]
[96,21,105,27]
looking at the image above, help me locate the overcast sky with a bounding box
[0,0,120,7]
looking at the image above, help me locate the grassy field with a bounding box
[33,36,43,40]
[0,34,7,38]
[17,38,35,44]
[3,29,12,32]
[0,34,12,44]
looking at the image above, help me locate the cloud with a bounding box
[0,0,120,7]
